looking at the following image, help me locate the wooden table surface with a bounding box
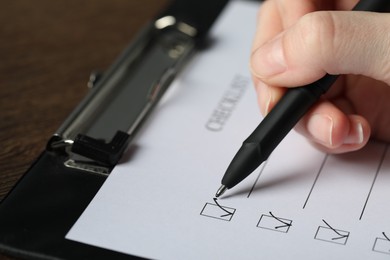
[0,0,167,258]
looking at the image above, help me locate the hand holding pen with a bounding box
[216,0,390,197]
[251,0,390,154]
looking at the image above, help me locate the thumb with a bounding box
[251,11,390,87]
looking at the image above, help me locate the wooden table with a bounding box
[0,0,167,258]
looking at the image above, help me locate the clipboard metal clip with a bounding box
[49,131,130,174]
[46,10,201,173]
[46,0,228,174]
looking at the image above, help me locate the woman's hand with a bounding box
[251,0,390,153]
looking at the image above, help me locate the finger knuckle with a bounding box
[380,36,390,84]
[297,11,338,62]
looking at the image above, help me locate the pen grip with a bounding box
[246,74,338,159]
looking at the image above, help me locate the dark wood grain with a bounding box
[0,0,167,258]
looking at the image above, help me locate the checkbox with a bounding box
[373,238,390,255]
[314,226,349,245]
[256,213,292,233]
[200,202,235,221]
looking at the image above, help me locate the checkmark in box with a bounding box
[200,202,235,221]
[373,238,390,255]
[314,225,350,245]
[373,233,390,255]
[256,213,292,233]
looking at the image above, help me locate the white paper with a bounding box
[67,1,390,259]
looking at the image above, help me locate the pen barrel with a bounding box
[222,81,322,188]
[222,74,338,188]
[245,74,338,159]
[353,0,390,12]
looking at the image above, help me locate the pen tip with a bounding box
[215,185,227,198]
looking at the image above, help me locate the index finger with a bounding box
[251,0,283,53]
[252,0,319,52]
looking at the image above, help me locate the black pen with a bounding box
[215,0,390,198]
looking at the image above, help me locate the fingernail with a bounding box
[265,87,272,115]
[251,34,287,78]
[344,122,364,144]
[306,114,333,146]
[256,81,273,115]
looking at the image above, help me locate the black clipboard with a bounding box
[0,0,228,258]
